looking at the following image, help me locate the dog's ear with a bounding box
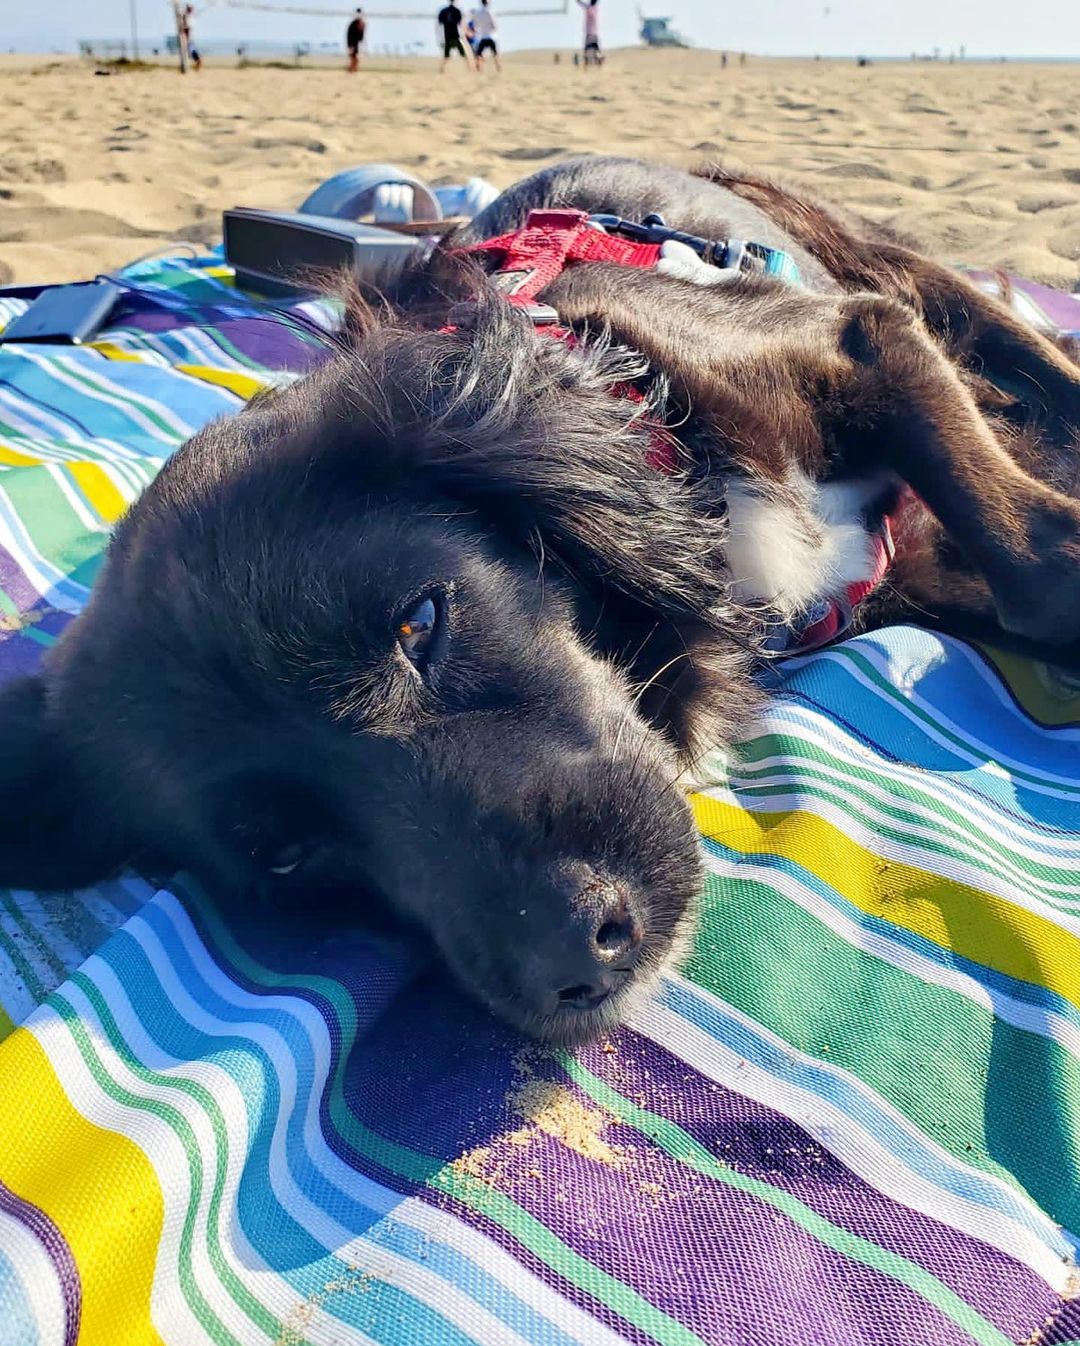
[0,675,126,890]
[343,299,739,632]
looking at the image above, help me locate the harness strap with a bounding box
[466,209,662,304]
[454,207,897,651]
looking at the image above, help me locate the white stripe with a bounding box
[0,385,143,461]
[824,641,1080,795]
[75,941,539,1346]
[0,907,60,1001]
[45,464,107,535]
[136,893,633,1346]
[707,772,1080,933]
[0,487,90,611]
[731,702,1080,857]
[0,1205,68,1346]
[703,843,1080,1071]
[947,640,1080,742]
[14,348,191,444]
[0,938,40,1031]
[27,1003,261,1346]
[634,992,1073,1292]
[8,889,87,976]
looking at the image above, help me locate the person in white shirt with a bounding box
[469,0,500,70]
[576,0,601,66]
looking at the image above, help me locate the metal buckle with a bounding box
[521,303,560,326]
[588,212,731,270]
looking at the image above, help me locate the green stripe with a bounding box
[178,877,705,1346]
[56,979,275,1344]
[30,354,185,441]
[560,1055,1013,1346]
[730,744,1080,901]
[0,888,67,991]
[690,867,1080,1229]
[0,900,48,1004]
[0,472,105,582]
[0,582,56,648]
[833,646,1080,796]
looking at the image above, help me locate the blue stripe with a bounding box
[81,901,584,1346]
[771,634,1080,828]
[0,1241,41,1346]
[657,969,1077,1265]
[702,831,1080,1049]
[0,488,94,606]
[725,766,1080,914]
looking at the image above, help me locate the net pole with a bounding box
[173,0,189,71]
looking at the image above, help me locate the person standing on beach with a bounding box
[346,8,366,71]
[576,0,601,67]
[437,2,473,71]
[180,4,202,71]
[469,0,500,71]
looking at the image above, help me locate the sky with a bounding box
[3,0,1079,58]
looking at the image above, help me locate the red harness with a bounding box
[457,208,895,653]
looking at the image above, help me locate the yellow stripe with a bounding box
[0,445,42,467]
[0,1027,166,1346]
[692,794,1080,1010]
[976,645,1080,728]
[67,462,128,525]
[87,340,146,365]
[175,363,267,401]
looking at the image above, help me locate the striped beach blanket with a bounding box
[1,256,1079,1346]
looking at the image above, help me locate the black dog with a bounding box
[2,156,1079,1044]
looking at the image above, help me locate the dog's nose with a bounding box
[592,897,642,963]
[552,890,642,1012]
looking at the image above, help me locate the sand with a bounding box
[1,49,1078,289]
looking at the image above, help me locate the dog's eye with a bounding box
[396,595,439,668]
[265,842,306,876]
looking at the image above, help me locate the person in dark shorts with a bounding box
[181,4,202,71]
[346,8,365,72]
[437,2,472,70]
[469,0,500,71]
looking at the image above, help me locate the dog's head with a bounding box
[0,299,756,1041]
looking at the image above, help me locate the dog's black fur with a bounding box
[2,156,1079,1042]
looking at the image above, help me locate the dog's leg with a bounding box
[838,296,1080,647]
[701,167,1080,428]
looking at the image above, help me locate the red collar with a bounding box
[463,207,662,305]
[453,209,677,476]
[455,208,896,653]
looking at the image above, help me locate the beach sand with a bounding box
[1,49,1078,288]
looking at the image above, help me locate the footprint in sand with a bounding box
[820,161,893,181]
[499,146,568,161]
[1017,194,1075,213]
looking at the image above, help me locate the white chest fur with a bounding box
[723,470,889,619]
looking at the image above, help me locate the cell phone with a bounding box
[0,281,122,346]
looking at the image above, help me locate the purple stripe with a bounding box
[578,1029,1059,1342]
[0,1179,80,1346]
[179,905,663,1345]
[452,1115,988,1346]
[0,631,48,679]
[0,543,46,612]
[1044,1293,1080,1343]
[117,312,327,375]
[190,902,1034,1345]
[334,982,987,1346]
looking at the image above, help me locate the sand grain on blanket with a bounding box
[1,51,1078,287]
